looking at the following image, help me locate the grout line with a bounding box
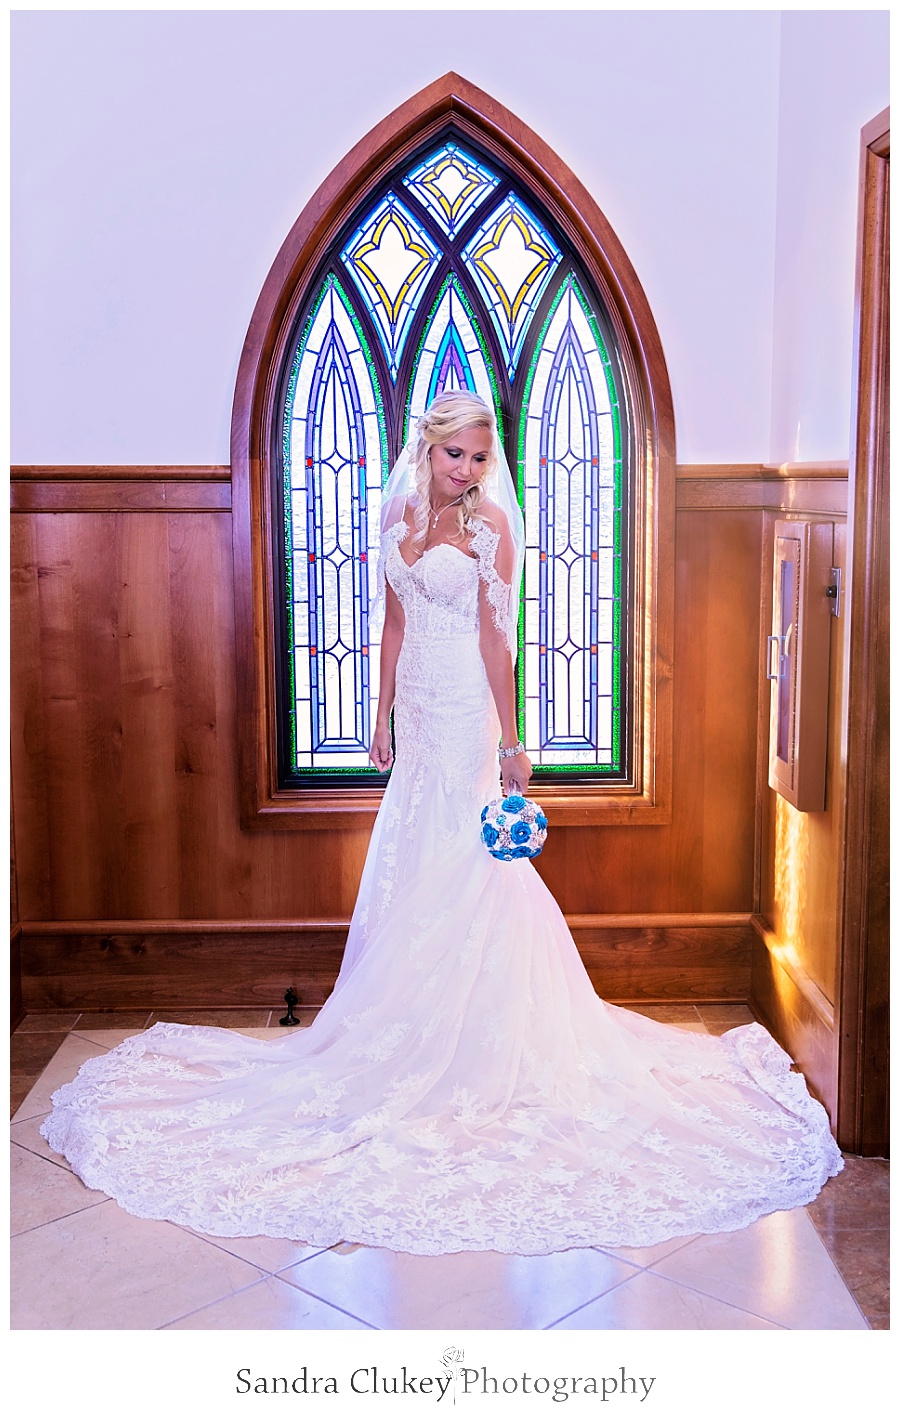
[11,1195,109,1240]
[157,1277,271,1330]
[273,1273,382,1329]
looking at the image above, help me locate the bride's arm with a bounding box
[479,617,532,793]
[370,582,405,771]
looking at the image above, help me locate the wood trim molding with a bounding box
[10,466,231,481]
[675,464,848,515]
[10,482,231,513]
[836,110,890,1156]
[229,72,676,831]
[10,925,24,1034]
[749,914,837,1122]
[19,914,752,1011]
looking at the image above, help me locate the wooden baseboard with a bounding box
[749,914,838,1124]
[10,925,24,1033]
[19,915,752,1012]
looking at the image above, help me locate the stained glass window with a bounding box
[405,276,501,440]
[461,194,562,378]
[277,129,630,787]
[340,193,441,379]
[518,276,622,772]
[282,276,386,771]
[403,141,500,239]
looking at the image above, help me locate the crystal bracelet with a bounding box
[498,742,525,760]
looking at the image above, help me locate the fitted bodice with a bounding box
[384,524,481,642]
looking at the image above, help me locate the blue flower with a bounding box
[535,813,548,832]
[511,820,532,845]
[480,805,488,823]
[502,794,526,812]
[482,824,499,848]
[513,845,535,858]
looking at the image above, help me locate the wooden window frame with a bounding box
[231,73,674,830]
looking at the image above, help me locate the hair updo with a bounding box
[409,391,499,548]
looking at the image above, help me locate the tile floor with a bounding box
[10,1005,887,1331]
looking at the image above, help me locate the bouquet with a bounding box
[480,790,548,861]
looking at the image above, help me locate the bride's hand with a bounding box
[369,725,394,772]
[501,751,532,796]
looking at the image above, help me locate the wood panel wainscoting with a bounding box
[17,915,753,1014]
[9,461,840,1031]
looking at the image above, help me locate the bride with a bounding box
[42,391,842,1255]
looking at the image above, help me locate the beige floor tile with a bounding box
[623,1004,703,1024]
[231,1026,303,1039]
[11,1143,106,1234]
[10,1112,74,1170]
[10,1076,41,1120]
[696,1004,756,1028]
[550,1268,782,1329]
[11,1200,264,1329]
[163,1275,374,1330]
[185,1228,330,1274]
[650,1208,868,1329]
[71,1027,148,1048]
[593,1234,700,1270]
[146,1009,271,1028]
[10,1031,70,1075]
[68,1011,153,1030]
[11,1036,110,1122]
[280,1244,637,1330]
[14,1011,83,1033]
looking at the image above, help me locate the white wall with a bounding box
[769,9,889,464]
[9,9,885,468]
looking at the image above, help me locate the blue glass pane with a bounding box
[402,141,500,240]
[519,276,621,772]
[461,193,562,378]
[340,193,441,380]
[283,276,386,771]
[405,276,500,435]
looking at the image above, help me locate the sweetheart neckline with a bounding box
[396,541,478,572]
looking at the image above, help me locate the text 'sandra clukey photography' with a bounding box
[235,1349,657,1403]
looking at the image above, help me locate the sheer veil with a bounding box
[373,406,525,658]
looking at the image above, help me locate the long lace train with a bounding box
[41,522,842,1253]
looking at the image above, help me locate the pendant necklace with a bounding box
[431,494,464,530]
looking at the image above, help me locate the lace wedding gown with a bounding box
[42,520,842,1255]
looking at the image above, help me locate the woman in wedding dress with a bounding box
[42,391,842,1255]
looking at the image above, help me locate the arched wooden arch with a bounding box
[231,72,674,829]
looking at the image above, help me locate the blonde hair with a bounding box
[409,391,499,548]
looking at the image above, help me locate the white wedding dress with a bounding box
[42,520,842,1255]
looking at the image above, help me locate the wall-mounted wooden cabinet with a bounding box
[767,519,836,812]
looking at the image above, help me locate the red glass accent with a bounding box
[308,553,315,562]
[310,647,317,656]
[360,553,367,562]
[362,646,369,655]
[306,457,313,467]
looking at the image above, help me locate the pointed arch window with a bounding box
[232,76,673,828]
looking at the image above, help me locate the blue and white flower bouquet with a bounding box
[480,791,548,861]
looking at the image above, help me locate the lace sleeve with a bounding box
[374,520,409,628]
[469,520,515,655]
